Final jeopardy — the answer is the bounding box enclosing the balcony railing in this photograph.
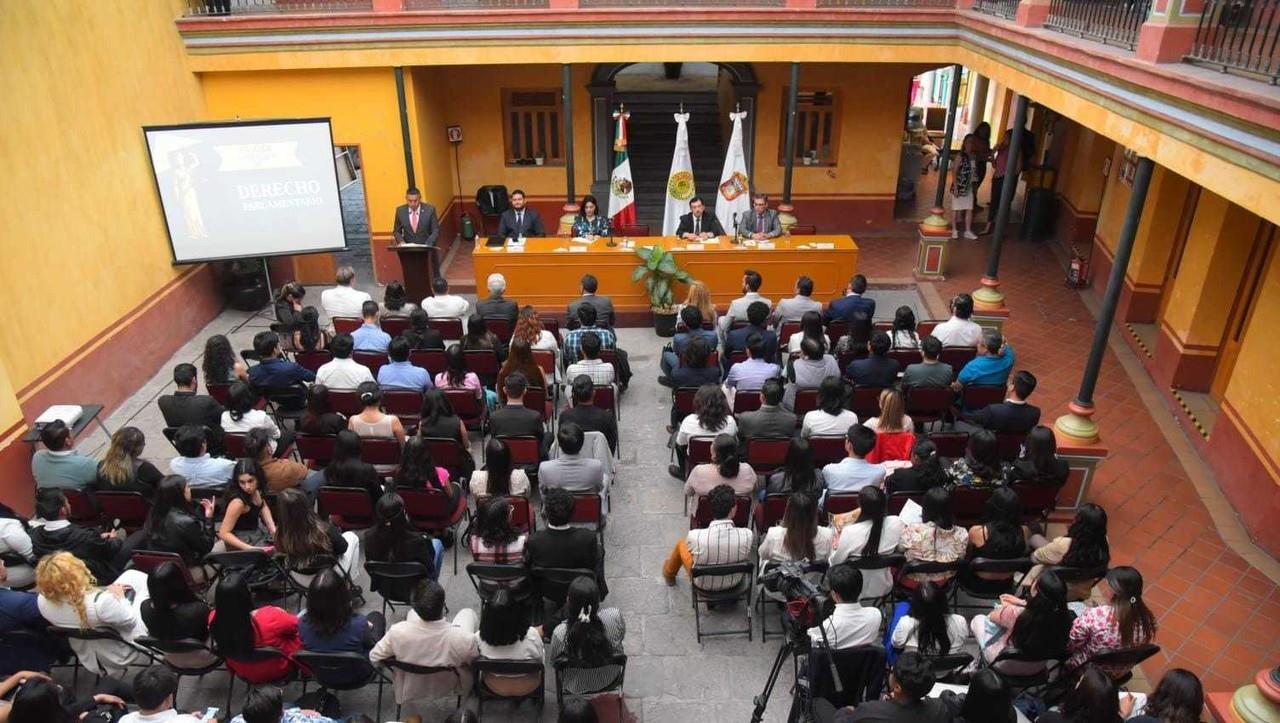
[580,0,781,5]
[1043,0,1151,49]
[817,0,953,6]
[1187,0,1280,83]
[405,0,549,6]
[185,0,372,14]
[973,0,1018,20]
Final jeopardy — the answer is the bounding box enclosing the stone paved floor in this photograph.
[53,230,1280,721]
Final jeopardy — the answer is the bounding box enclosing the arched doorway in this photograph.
[589,62,759,228]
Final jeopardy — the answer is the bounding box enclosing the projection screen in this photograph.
[143,118,348,264]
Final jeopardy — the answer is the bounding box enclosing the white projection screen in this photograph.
[143,119,348,264]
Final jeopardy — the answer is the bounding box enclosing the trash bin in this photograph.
[1020,165,1056,242]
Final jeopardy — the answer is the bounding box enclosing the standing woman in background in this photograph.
[950,133,978,240]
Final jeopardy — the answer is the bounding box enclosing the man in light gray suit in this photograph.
[566,274,615,328]
[538,423,604,495]
[736,379,797,452]
[772,275,824,324]
[392,186,441,282]
[735,193,782,240]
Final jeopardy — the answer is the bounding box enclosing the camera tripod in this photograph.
[750,608,841,723]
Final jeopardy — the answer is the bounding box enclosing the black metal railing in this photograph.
[1187,0,1280,83]
[973,0,1019,20]
[817,0,953,7]
[1044,0,1152,49]
[185,0,373,14]
[579,0,781,5]
[405,0,549,6]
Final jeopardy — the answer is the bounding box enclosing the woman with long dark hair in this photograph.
[462,314,502,358]
[890,580,968,655]
[1006,425,1069,486]
[547,576,625,694]
[682,433,756,504]
[140,560,215,667]
[94,426,163,493]
[785,310,828,355]
[382,281,414,316]
[468,496,526,564]
[971,567,1074,670]
[222,380,293,457]
[215,457,275,551]
[299,383,346,435]
[393,436,465,519]
[402,308,444,351]
[274,488,360,579]
[828,486,906,599]
[469,438,530,498]
[757,492,833,566]
[1026,502,1110,600]
[6,675,123,723]
[890,305,921,349]
[571,194,611,239]
[476,589,545,696]
[208,571,300,683]
[1128,668,1203,723]
[1067,566,1158,675]
[884,438,949,495]
[946,429,1005,487]
[672,384,737,479]
[497,338,546,399]
[141,475,215,568]
[416,388,470,446]
[800,376,858,439]
[365,492,442,586]
[434,343,495,410]
[1036,665,1124,723]
[960,486,1029,594]
[942,669,1019,723]
[275,281,306,331]
[900,486,969,584]
[202,334,246,384]
[299,569,384,667]
[321,429,382,503]
[764,437,826,497]
[294,306,328,352]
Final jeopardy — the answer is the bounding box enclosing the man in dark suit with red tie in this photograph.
[393,187,441,282]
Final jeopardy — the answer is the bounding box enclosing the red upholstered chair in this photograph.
[809,435,848,467]
[421,436,471,480]
[96,491,150,533]
[752,494,789,533]
[673,388,699,419]
[206,382,232,406]
[484,317,514,345]
[359,437,402,468]
[464,349,500,387]
[542,318,563,345]
[825,493,860,516]
[398,487,467,573]
[905,385,952,429]
[792,388,821,419]
[332,317,362,334]
[318,486,375,531]
[522,386,553,424]
[778,321,802,345]
[952,486,992,526]
[382,389,425,424]
[408,349,447,376]
[428,318,464,341]
[352,351,388,379]
[295,350,333,373]
[689,494,751,528]
[995,432,1026,462]
[498,436,541,470]
[917,320,941,337]
[380,317,412,337]
[221,432,247,459]
[732,391,763,415]
[327,389,362,416]
[928,431,969,459]
[593,385,619,421]
[296,433,337,469]
[444,388,487,433]
[938,346,977,375]
[888,349,923,368]
[848,386,886,421]
[566,493,605,539]
[745,437,791,476]
[960,384,1005,411]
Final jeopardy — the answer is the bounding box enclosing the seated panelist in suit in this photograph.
[735,193,782,240]
[675,196,725,240]
[497,188,546,239]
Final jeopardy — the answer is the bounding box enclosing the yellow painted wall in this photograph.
[1222,245,1280,473]
[1095,145,1131,258]
[1057,125,1112,215]
[1126,166,1192,288]
[409,67,459,219]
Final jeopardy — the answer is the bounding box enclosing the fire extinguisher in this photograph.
[461,213,476,242]
[1066,244,1090,288]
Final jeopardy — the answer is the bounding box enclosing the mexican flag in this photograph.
[662,112,695,237]
[608,109,636,228]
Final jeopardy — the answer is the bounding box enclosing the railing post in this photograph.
[1016,0,1052,26]
[371,0,402,10]
[786,0,818,8]
[1136,0,1204,62]
[956,0,977,9]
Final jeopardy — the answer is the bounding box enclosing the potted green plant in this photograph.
[631,245,691,337]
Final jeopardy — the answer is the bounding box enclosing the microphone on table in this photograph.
[732,212,741,245]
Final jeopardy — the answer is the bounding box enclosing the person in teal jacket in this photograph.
[955,329,1015,388]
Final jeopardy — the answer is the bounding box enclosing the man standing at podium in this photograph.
[393,187,441,282]
[498,189,546,239]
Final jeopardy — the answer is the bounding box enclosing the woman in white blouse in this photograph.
[828,486,906,599]
[476,588,544,696]
[673,384,738,479]
[221,381,289,455]
[889,580,970,655]
[0,507,34,589]
[35,551,151,676]
[758,492,835,570]
[801,377,859,439]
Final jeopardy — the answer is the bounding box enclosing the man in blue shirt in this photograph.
[822,424,885,493]
[351,300,391,353]
[377,337,431,392]
[955,328,1015,388]
[723,301,778,376]
[661,305,719,377]
[563,304,617,366]
[725,333,781,392]
[246,331,315,390]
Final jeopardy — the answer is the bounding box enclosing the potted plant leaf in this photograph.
[631,245,691,337]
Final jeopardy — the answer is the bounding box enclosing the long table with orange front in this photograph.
[472,234,859,318]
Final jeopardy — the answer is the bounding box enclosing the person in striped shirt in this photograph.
[662,484,753,591]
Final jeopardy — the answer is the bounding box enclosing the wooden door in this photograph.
[1210,222,1277,401]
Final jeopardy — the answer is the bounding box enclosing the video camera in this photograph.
[760,559,833,634]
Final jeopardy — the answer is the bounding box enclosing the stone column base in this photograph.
[779,203,798,232]
[1050,429,1108,520]
[915,208,953,280]
[558,203,581,237]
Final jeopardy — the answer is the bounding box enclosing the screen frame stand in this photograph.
[255,256,277,326]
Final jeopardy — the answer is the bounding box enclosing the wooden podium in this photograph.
[389,244,439,302]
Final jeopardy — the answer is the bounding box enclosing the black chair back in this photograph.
[294,650,383,690]
[804,644,885,710]
[530,566,596,606]
[364,561,431,608]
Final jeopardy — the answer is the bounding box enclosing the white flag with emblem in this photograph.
[716,110,750,234]
[662,113,695,237]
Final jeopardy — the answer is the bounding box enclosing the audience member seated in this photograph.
[899,487,969,584]
[469,497,527,564]
[764,438,826,497]
[500,338,550,399]
[209,571,301,683]
[785,310,829,355]
[1005,425,1069,487]
[901,335,954,388]
[832,652,952,723]
[274,281,306,334]
[222,381,294,457]
[683,434,756,501]
[435,344,492,409]
[890,305,922,350]
[737,378,796,447]
[512,304,559,355]
[845,331,899,388]
[723,301,778,375]
[371,578,479,700]
[470,439,531,499]
[158,363,225,455]
[939,669,1024,723]
[559,375,619,455]
[1067,566,1158,676]
[808,563,881,649]
[828,487,905,598]
[31,421,97,490]
[315,333,374,390]
[119,665,204,723]
[299,570,384,670]
[961,487,1029,594]
[462,314,504,363]
[662,484,753,588]
[567,273,615,328]
[889,581,969,655]
[721,269,773,332]
[946,430,1006,488]
[831,309,874,358]
[382,281,415,317]
[294,306,328,352]
[489,373,548,458]
[962,369,1039,434]
[662,306,718,378]
[204,334,248,384]
[246,429,318,497]
[1127,668,1203,723]
[824,273,875,329]
[367,493,443,587]
[757,492,834,567]
[930,293,982,348]
[955,328,1015,389]
[139,561,210,647]
[422,278,472,325]
[321,430,382,503]
[31,489,124,584]
[5,675,128,723]
[94,427,163,494]
[216,458,276,551]
[800,376,858,439]
[229,686,340,723]
[393,437,463,516]
[678,280,719,332]
[660,338,721,409]
[1025,502,1111,601]
[725,333,781,392]
[525,488,605,596]
[401,308,446,351]
[0,503,35,589]
[864,388,915,464]
[884,439,948,495]
[970,567,1074,672]
[564,333,615,395]
[299,384,347,436]
[246,331,314,395]
[822,425,885,493]
[348,382,407,467]
[477,272,519,326]
[671,384,736,478]
[564,306,630,392]
[539,423,605,496]
[773,275,823,324]
[547,576,625,694]
[785,337,840,411]
[35,551,150,676]
[320,265,373,321]
[139,476,215,569]
[275,488,361,578]
[1036,665,1125,723]
[378,337,431,392]
[476,589,545,697]
[0,591,54,675]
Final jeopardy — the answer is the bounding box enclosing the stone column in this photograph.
[559,63,580,236]
[971,93,1028,330]
[917,64,964,280]
[778,63,801,230]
